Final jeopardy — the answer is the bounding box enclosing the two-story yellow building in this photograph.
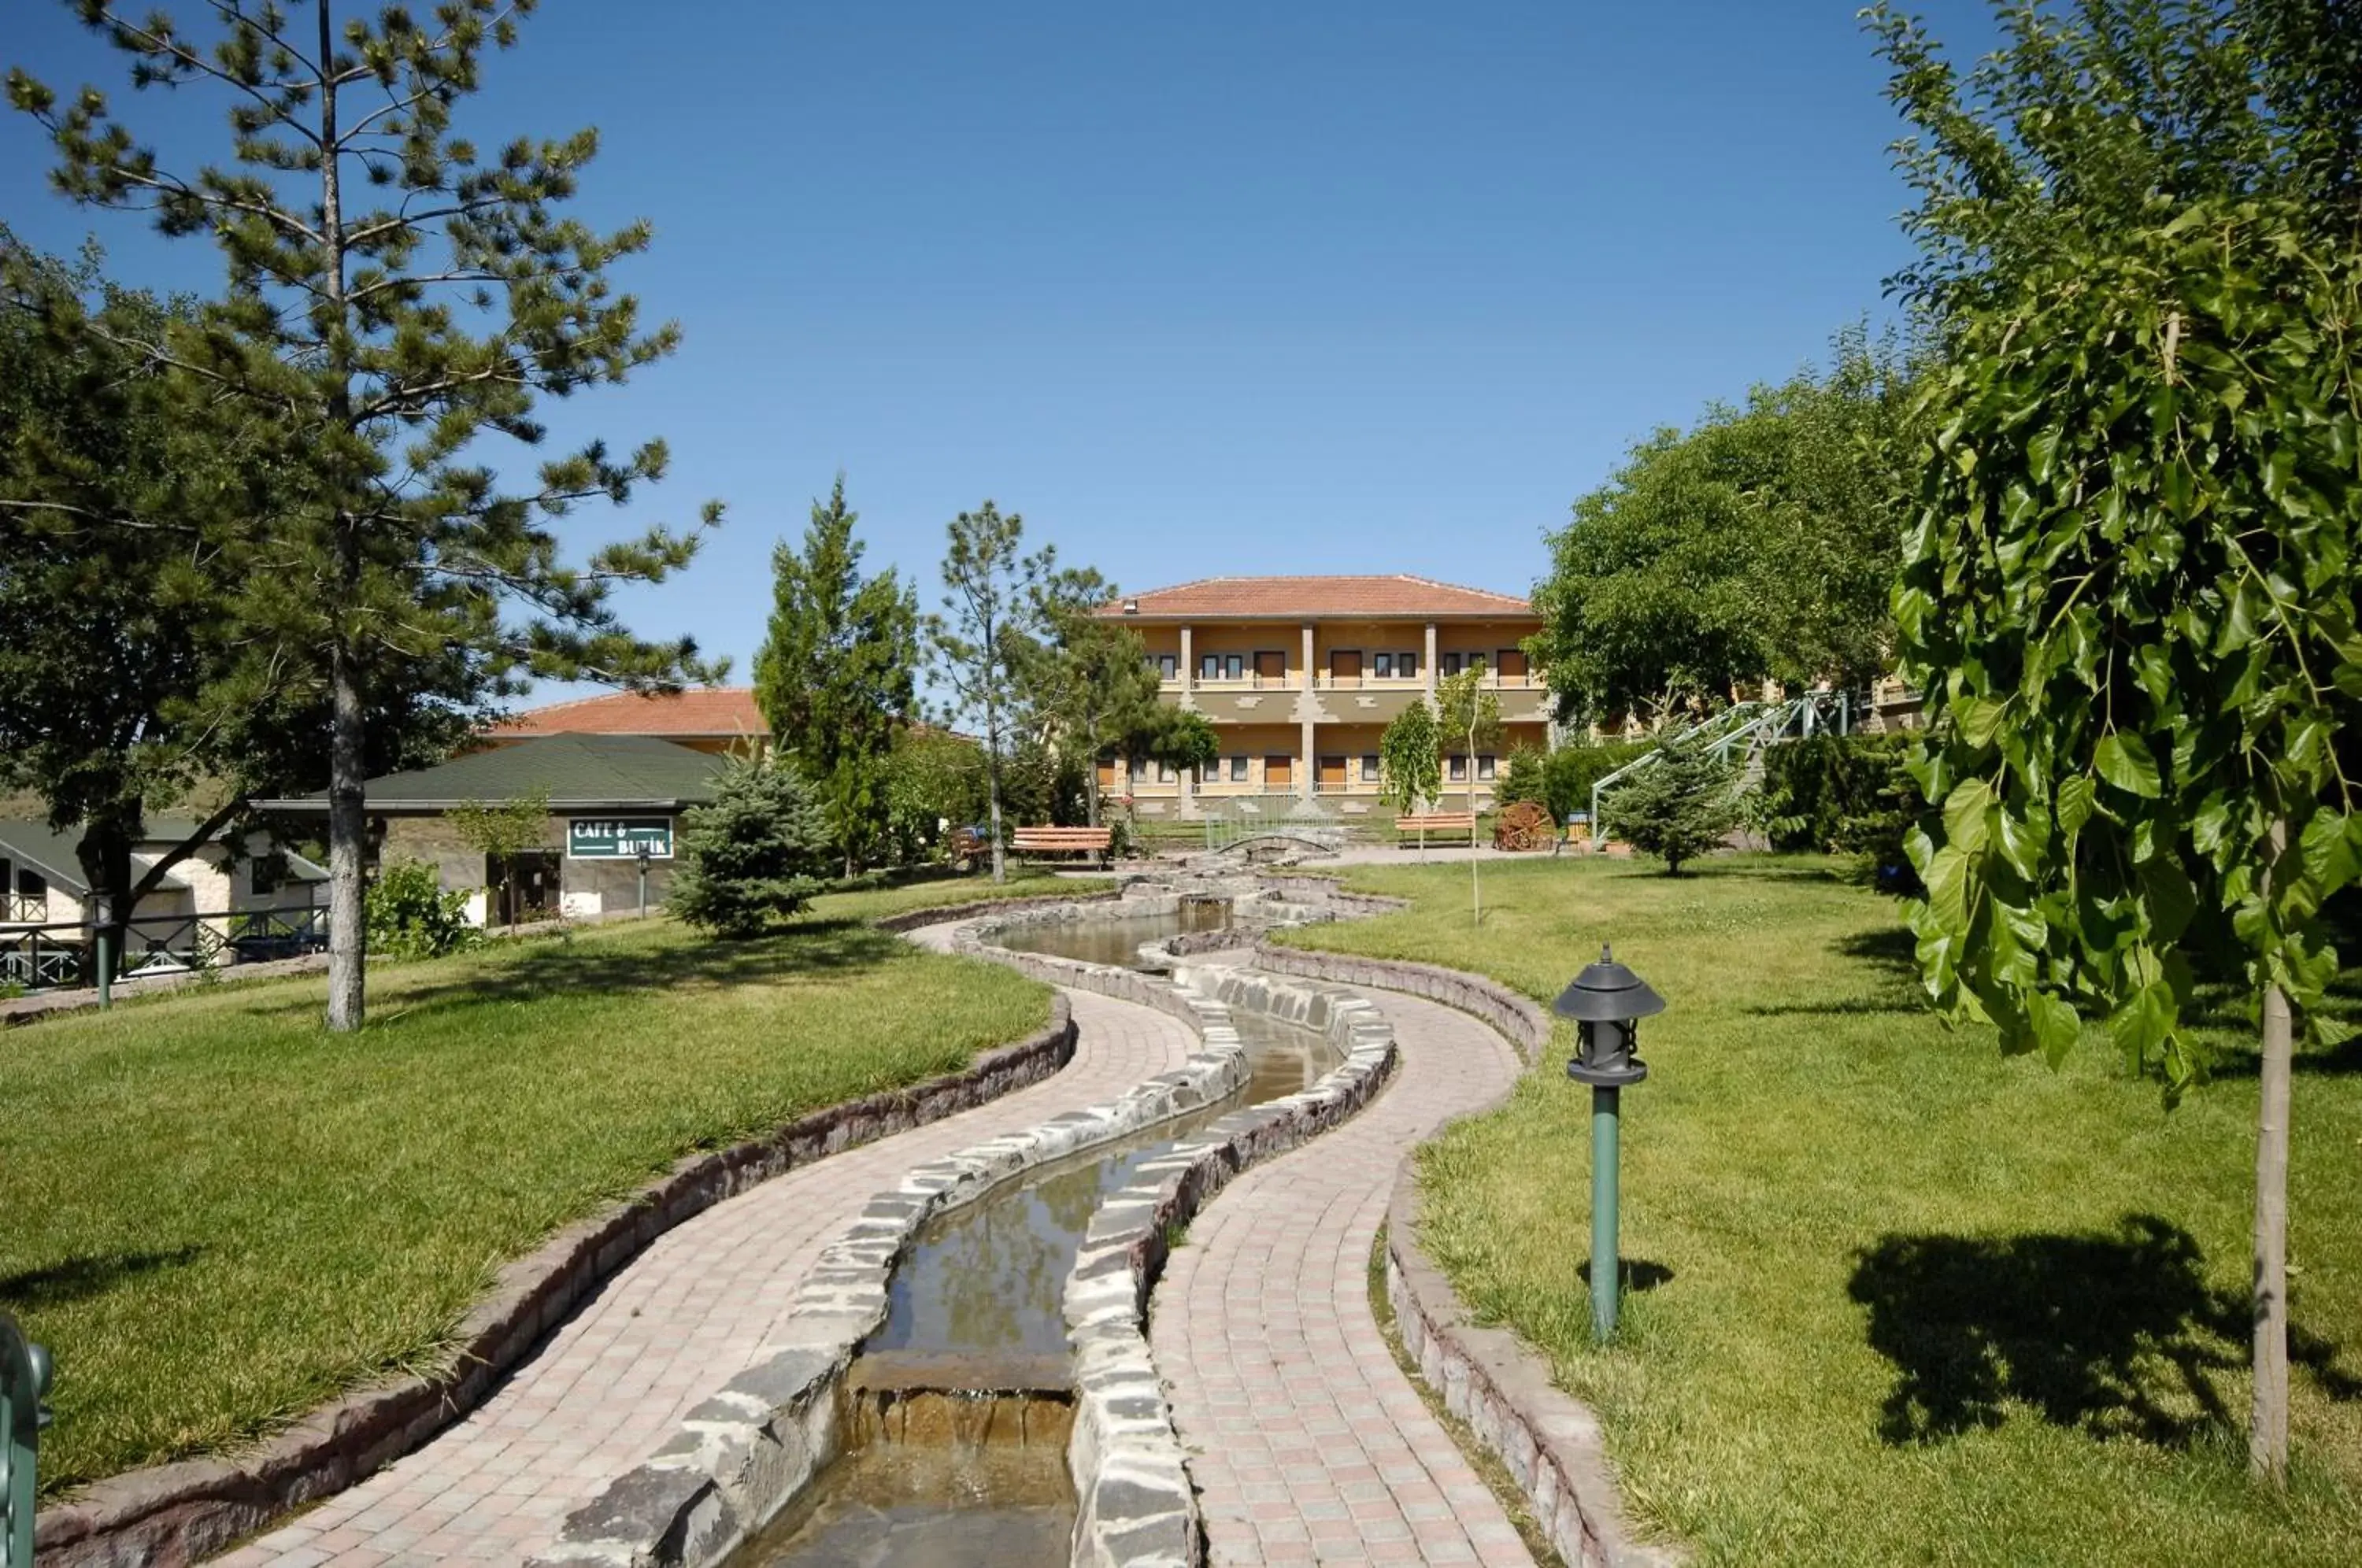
[1093,575,1551,818]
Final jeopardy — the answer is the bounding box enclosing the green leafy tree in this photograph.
[1539,740,1652,827]
[1437,668,1504,920]
[1532,325,1924,725]
[1602,736,1738,876]
[0,229,476,955]
[7,1,722,1031]
[1021,567,1159,829]
[927,501,1050,883]
[1869,0,2362,1477]
[448,787,551,927]
[753,477,919,875]
[884,727,989,863]
[363,859,479,959]
[1378,701,1442,831]
[667,760,830,939]
[1147,708,1220,786]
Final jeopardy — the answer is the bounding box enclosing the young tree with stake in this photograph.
[8,1,720,1031]
[1436,668,1502,923]
[1870,0,2362,1479]
[1378,702,1442,852]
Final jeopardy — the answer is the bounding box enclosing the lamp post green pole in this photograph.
[93,895,113,1011]
[3,1313,54,1568]
[1591,1084,1622,1342]
[1554,943,1661,1348]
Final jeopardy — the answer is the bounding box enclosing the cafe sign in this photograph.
[566,816,674,860]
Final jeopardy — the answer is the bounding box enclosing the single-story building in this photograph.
[257,733,730,926]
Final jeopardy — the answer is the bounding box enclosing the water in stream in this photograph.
[989,900,1230,969]
[734,936,1340,1566]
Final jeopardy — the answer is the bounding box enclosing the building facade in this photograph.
[1093,575,1551,819]
[257,733,728,926]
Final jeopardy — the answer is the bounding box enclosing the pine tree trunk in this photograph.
[985,711,1007,885]
[317,2,368,1031]
[2252,820,2293,1480]
[324,634,368,1031]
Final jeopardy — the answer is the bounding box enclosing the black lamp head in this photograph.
[1552,944,1667,1024]
[1557,944,1661,1088]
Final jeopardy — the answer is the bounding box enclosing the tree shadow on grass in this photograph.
[239,918,922,1027]
[1738,926,1929,1018]
[1847,1214,2361,1448]
[0,1245,205,1311]
[1835,925,1919,982]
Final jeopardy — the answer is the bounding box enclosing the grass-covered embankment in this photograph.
[2,871,1091,1497]
[1279,855,2362,1567]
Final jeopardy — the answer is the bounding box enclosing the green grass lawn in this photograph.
[2,875,1072,1498]
[1279,856,2362,1566]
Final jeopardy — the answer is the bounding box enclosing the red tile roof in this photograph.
[1095,575,1535,622]
[492,687,769,739]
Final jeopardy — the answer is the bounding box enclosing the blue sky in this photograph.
[2,1,1997,700]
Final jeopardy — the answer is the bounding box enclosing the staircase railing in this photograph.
[1589,690,1862,852]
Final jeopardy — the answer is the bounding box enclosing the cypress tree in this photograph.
[752,478,919,876]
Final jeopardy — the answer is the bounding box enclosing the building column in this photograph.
[1300,623,1316,800]
[1423,622,1439,697]
[1180,625,1194,693]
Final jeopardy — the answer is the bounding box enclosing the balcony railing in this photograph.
[1,893,43,923]
[1156,669,1548,693]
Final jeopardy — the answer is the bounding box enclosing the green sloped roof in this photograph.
[259,734,730,812]
[0,819,217,896]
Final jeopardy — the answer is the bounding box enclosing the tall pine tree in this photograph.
[752,478,919,875]
[0,228,477,956]
[927,501,1050,885]
[8,2,721,1028]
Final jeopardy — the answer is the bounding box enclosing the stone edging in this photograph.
[34,997,1079,1568]
[1062,966,1401,1568]
[1249,940,1679,1566]
[868,886,1125,934]
[1384,1171,1674,1568]
[1249,939,1551,1066]
[528,903,1264,1567]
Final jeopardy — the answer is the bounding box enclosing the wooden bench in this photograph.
[1396,812,1477,846]
[1011,826,1115,866]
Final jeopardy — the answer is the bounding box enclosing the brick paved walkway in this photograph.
[216,973,1194,1566]
[1153,986,1534,1566]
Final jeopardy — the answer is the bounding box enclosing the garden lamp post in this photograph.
[1553,944,1664,1342]
[2,1312,53,1568]
[92,890,114,1011]
[635,844,651,919]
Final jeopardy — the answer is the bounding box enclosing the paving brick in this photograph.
[1153,987,1535,1566]
[213,983,1195,1564]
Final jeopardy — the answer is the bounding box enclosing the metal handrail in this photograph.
[1589,692,1861,852]
[0,901,331,994]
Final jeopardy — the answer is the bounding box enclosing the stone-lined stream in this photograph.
[733,898,1339,1566]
